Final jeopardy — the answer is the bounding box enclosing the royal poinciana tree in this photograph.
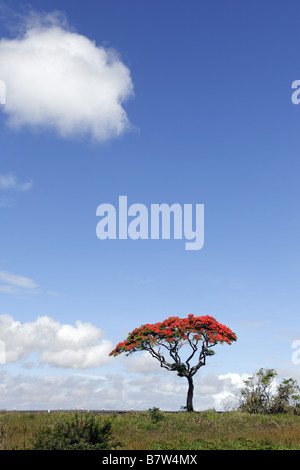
[109,314,237,411]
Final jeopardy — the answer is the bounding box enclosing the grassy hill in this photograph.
[1,408,300,450]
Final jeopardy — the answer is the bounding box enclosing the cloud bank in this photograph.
[0,369,246,411]
[0,11,134,141]
[0,314,113,369]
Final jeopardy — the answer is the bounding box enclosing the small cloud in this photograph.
[0,285,21,294]
[45,290,60,296]
[18,180,33,191]
[0,270,37,289]
[0,270,38,296]
[0,173,32,191]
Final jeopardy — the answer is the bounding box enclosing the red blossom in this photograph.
[109,314,237,356]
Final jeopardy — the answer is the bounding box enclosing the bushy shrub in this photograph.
[238,368,300,415]
[147,407,164,424]
[33,412,119,450]
[270,378,300,414]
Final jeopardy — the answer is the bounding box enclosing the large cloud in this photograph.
[0,314,113,369]
[0,11,134,141]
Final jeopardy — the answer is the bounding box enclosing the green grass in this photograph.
[1,409,300,450]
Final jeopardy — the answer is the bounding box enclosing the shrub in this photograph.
[270,378,300,415]
[33,412,119,450]
[238,368,300,415]
[147,407,164,424]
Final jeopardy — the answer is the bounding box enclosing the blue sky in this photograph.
[0,0,300,411]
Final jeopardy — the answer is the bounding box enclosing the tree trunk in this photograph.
[186,375,194,412]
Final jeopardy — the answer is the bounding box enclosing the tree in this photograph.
[109,314,237,412]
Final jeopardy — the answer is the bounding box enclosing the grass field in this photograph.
[1,409,300,450]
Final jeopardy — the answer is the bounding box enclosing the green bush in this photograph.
[238,368,300,415]
[33,412,119,450]
[270,378,300,414]
[147,407,164,424]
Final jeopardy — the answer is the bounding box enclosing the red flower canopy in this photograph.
[110,314,237,356]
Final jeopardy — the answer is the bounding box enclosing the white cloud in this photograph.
[210,373,249,409]
[0,285,22,294]
[0,314,113,369]
[0,10,134,142]
[0,174,32,191]
[0,371,109,410]
[0,174,32,209]
[0,270,38,295]
[122,351,162,375]
[0,270,37,289]
[0,370,206,411]
[0,359,271,411]
[119,351,252,410]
